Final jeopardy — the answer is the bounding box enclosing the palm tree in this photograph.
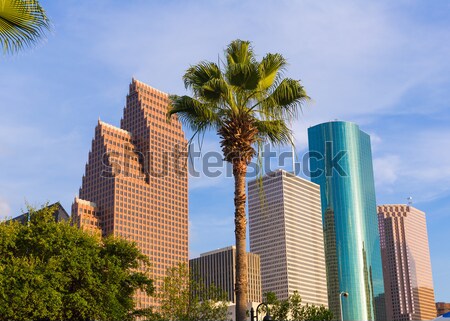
[167,40,309,321]
[0,0,50,54]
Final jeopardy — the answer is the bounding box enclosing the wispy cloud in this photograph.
[374,155,401,186]
[372,124,450,203]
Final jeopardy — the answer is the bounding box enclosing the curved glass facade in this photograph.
[308,121,385,321]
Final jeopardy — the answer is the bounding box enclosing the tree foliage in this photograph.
[0,204,154,321]
[0,0,50,54]
[263,291,333,321]
[147,263,228,321]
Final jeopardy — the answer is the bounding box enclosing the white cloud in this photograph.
[373,155,401,186]
[64,0,448,120]
[373,127,450,203]
[368,133,383,152]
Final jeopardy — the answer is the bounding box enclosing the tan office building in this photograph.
[248,170,328,307]
[190,246,262,303]
[378,204,436,321]
[72,79,188,308]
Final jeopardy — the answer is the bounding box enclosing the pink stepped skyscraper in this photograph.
[72,79,188,308]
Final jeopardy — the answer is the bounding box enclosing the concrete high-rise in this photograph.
[72,79,188,308]
[190,246,262,303]
[248,169,328,307]
[378,204,436,321]
[308,121,385,320]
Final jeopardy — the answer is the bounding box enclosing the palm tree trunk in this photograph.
[233,159,248,321]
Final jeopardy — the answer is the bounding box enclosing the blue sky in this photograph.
[1,0,449,301]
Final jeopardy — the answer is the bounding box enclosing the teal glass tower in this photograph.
[308,121,385,321]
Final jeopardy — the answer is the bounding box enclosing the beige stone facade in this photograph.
[72,79,188,308]
[378,204,436,321]
[248,170,328,307]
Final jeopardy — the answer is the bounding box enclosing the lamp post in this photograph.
[339,291,349,321]
[250,302,273,321]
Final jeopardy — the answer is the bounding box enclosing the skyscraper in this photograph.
[378,204,436,321]
[308,121,384,321]
[248,169,328,307]
[189,246,262,303]
[72,79,188,308]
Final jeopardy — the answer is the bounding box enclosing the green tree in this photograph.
[263,291,333,321]
[0,0,50,54]
[167,39,309,321]
[0,204,154,321]
[289,291,305,320]
[151,263,228,321]
[303,305,334,321]
[263,291,289,321]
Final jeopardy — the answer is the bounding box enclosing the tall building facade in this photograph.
[378,204,436,320]
[308,121,385,320]
[248,170,328,307]
[72,79,188,308]
[190,246,262,303]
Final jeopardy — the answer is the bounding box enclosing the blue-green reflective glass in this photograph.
[308,121,385,321]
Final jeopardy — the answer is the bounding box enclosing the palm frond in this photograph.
[258,53,287,90]
[202,77,230,102]
[254,119,293,146]
[183,61,222,96]
[225,62,260,90]
[167,95,221,134]
[225,39,256,65]
[259,78,309,120]
[0,0,50,54]
[224,40,260,90]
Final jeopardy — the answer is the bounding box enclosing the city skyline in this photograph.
[0,0,449,302]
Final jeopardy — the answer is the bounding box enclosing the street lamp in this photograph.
[339,291,349,321]
[250,302,273,321]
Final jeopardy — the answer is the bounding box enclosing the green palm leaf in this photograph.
[183,61,222,96]
[225,39,256,65]
[168,95,221,134]
[255,119,293,146]
[0,0,50,54]
[260,78,309,119]
[258,53,287,90]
